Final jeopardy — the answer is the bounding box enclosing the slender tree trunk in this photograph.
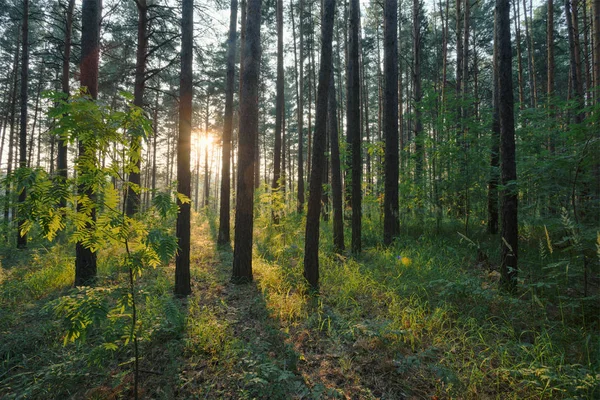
[75,0,101,286]
[348,0,361,253]
[566,0,584,123]
[582,0,592,103]
[295,0,306,213]
[513,0,525,108]
[547,0,554,98]
[5,32,20,224]
[218,0,238,245]
[329,70,344,252]
[522,0,537,107]
[151,93,158,201]
[232,0,262,283]
[27,61,43,168]
[383,0,399,245]
[17,0,29,249]
[272,0,284,222]
[175,0,193,296]
[497,0,518,290]
[303,0,335,289]
[456,0,463,97]
[488,8,500,234]
[413,0,423,198]
[126,0,148,216]
[58,0,75,184]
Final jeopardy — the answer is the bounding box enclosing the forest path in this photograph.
[166,214,412,399]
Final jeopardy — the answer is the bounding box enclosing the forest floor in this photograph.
[0,212,598,399]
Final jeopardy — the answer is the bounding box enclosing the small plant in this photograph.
[18,90,183,399]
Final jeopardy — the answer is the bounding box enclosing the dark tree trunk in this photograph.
[272,0,284,222]
[348,0,361,253]
[75,0,101,286]
[329,70,344,252]
[383,0,399,245]
[488,8,500,235]
[413,0,423,194]
[58,0,74,184]
[303,0,335,290]
[17,0,29,249]
[126,0,148,216]
[218,0,238,245]
[513,0,525,108]
[522,0,537,107]
[4,32,19,224]
[295,0,306,213]
[175,0,193,296]
[547,0,554,98]
[497,0,518,290]
[566,0,584,123]
[232,0,262,283]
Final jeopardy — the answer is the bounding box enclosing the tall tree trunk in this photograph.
[17,0,29,249]
[294,0,305,213]
[488,8,500,235]
[303,0,335,290]
[272,0,284,222]
[456,0,463,98]
[329,70,344,252]
[413,0,423,199]
[348,0,361,253]
[232,0,262,283]
[383,0,399,245]
[521,0,537,107]
[218,0,238,245]
[566,0,584,123]
[594,0,600,98]
[126,0,148,216]
[58,0,75,184]
[75,0,101,286]
[175,0,193,296]
[513,0,525,108]
[203,99,210,208]
[547,0,554,98]
[5,31,20,224]
[150,92,158,203]
[497,0,518,290]
[582,0,592,104]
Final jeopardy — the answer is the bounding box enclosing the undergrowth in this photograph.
[0,209,598,399]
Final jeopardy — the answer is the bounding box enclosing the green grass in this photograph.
[0,212,598,399]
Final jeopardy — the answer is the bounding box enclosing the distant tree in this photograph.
[75,0,101,286]
[175,0,193,296]
[232,0,262,283]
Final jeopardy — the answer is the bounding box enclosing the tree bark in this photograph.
[218,0,238,245]
[175,0,193,296]
[303,0,335,290]
[513,0,525,108]
[488,8,500,235]
[272,0,284,222]
[17,0,29,249]
[329,70,344,252]
[497,0,518,290]
[75,0,101,286]
[126,0,148,216]
[58,0,75,183]
[547,0,554,98]
[348,0,361,253]
[232,0,262,283]
[383,0,399,245]
[294,0,305,213]
[413,0,423,197]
